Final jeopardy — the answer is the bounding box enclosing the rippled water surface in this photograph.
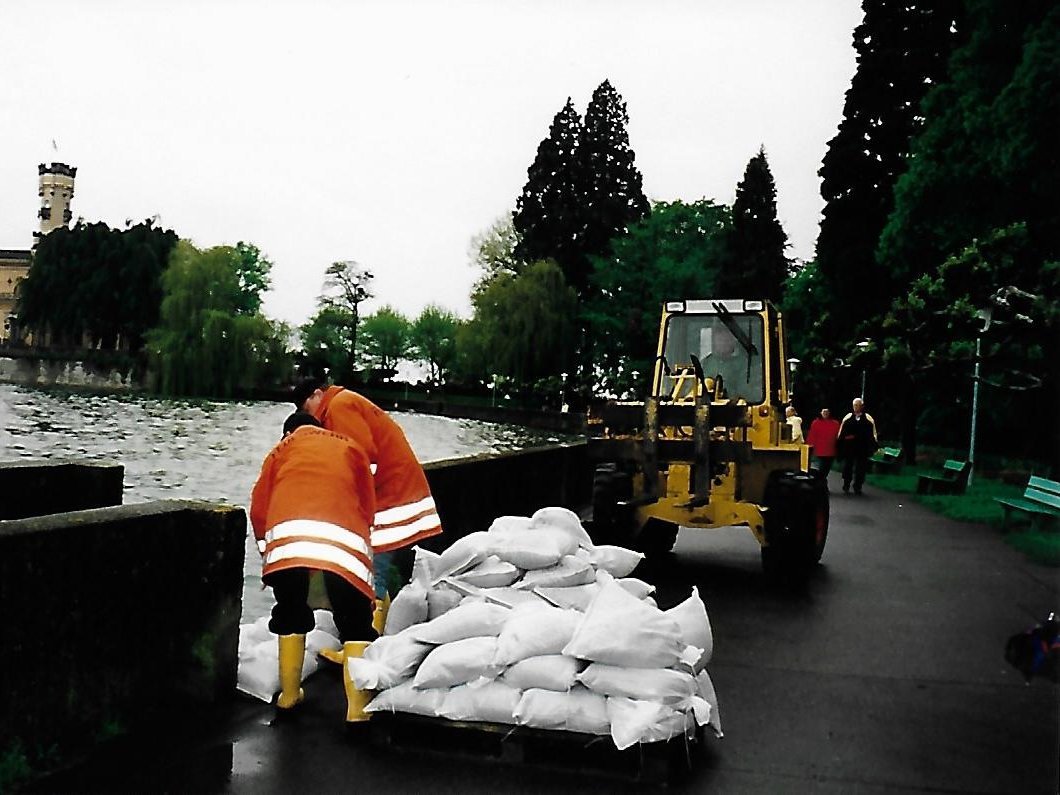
[0,384,571,621]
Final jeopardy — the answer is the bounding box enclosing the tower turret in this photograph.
[34,162,77,245]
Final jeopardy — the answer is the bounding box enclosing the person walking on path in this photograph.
[250,412,378,722]
[837,397,879,495]
[785,406,804,443]
[292,379,443,621]
[806,407,842,477]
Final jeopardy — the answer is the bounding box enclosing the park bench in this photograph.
[994,475,1060,532]
[916,459,971,495]
[869,446,903,474]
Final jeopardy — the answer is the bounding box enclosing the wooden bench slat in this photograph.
[1027,476,1060,496]
[1023,488,1060,511]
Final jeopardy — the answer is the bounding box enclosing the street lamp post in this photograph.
[967,308,992,489]
[855,340,871,400]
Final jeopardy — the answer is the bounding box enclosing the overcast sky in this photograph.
[1,0,862,327]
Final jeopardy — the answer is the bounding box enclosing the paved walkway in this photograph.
[38,474,1059,793]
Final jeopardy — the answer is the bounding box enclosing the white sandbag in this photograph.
[576,663,696,706]
[385,582,429,635]
[365,680,448,717]
[563,582,687,668]
[695,669,723,737]
[347,631,432,689]
[534,582,601,612]
[513,686,609,735]
[439,681,522,724]
[413,636,502,689]
[487,515,532,534]
[617,577,656,599]
[665,586,713,669]
[412,600,510,645]
[516,555,596,590]
[474,586,547,608]
[529,506,594,548]
[426,584,463,619]
[489,526,574,570]
[433,531,492,579]
[494,603,582,665]
[237,614,338,702]
[238,617,273,653]
[312,609,340,639]
[501,654,582,692]
[306,627,342,657]
[606,697,692,750]
[588,545,644,578]
[451,555,522,588]
[411,545,442,580]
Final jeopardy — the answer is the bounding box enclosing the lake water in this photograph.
[0,384,571,622]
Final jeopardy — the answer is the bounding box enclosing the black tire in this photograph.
[591,463,635,547]
[761,469,829,577]
[636,517,680,558]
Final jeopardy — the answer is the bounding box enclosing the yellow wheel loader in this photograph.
[587,299,828,576]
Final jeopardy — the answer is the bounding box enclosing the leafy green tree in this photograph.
[720,146,789,301]
[300,306,355,380]
[467,260,578,389]
[317,260,374,380]
[578,79,649,286]
[876,1,1059,460]
[882,224,1059,465]
[410,305,459,384]
[812,0,964,349]
[470,215,522,298]
[513,99,585,289]
[17,219,177,350]
[585,200,732,397]
[233,242,273,316]
[361,305,411,374]
[146,241,290,397]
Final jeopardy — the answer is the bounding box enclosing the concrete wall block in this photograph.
[0,460,125,519]
[0,500,245,760]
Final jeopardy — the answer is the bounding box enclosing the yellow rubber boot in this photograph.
[276,634,306,710]
[343,640,373,722]
[372,592,391,635]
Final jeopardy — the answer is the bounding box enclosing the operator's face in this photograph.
[821,408,831,419]
[852,399,864,414]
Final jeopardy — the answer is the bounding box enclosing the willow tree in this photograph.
[147,241,289,397]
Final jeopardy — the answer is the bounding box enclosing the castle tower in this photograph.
[34,162,77,245]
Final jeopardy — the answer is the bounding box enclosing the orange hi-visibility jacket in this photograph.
[250,425,377,601]
[313,386,443,553]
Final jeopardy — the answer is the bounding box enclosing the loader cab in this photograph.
[654,299,784,408]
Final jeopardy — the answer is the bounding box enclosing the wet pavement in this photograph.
[35,473,1060,793]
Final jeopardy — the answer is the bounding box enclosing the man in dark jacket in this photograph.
[837,397,878,495]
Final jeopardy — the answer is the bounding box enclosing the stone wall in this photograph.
[0,462,245,782]
[0,355,136,390]
[0,460,125,519]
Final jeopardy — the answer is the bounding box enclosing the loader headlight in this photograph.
[744,300,764,311]
[665,301,686,313]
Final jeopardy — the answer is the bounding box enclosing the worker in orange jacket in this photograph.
[292,379,443,607]
[249,411,377,722]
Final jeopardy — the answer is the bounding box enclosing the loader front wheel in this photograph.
[636,518,680,559]
[761,469,829,577]
[591,463,635,547]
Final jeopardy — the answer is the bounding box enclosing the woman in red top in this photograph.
[805,407,842,477]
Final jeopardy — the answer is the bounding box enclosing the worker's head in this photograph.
[852,397,864,414]
[291,377,326,414]
[282,411,322,438]
[820,408,831,419]
[785,406,797,418]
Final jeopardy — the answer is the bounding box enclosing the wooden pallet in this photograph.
[369,711,703,786]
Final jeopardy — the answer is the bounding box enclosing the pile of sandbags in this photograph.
[237,609,343,702]
[356,507,723,750]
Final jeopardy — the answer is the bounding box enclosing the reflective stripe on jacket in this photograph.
[315,386,443,552]
[249,425,376,600]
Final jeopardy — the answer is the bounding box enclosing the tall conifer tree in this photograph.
[813,0,963,345]
[578,79,649,295]
[722,146,789,302]
[513,99,584,285]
